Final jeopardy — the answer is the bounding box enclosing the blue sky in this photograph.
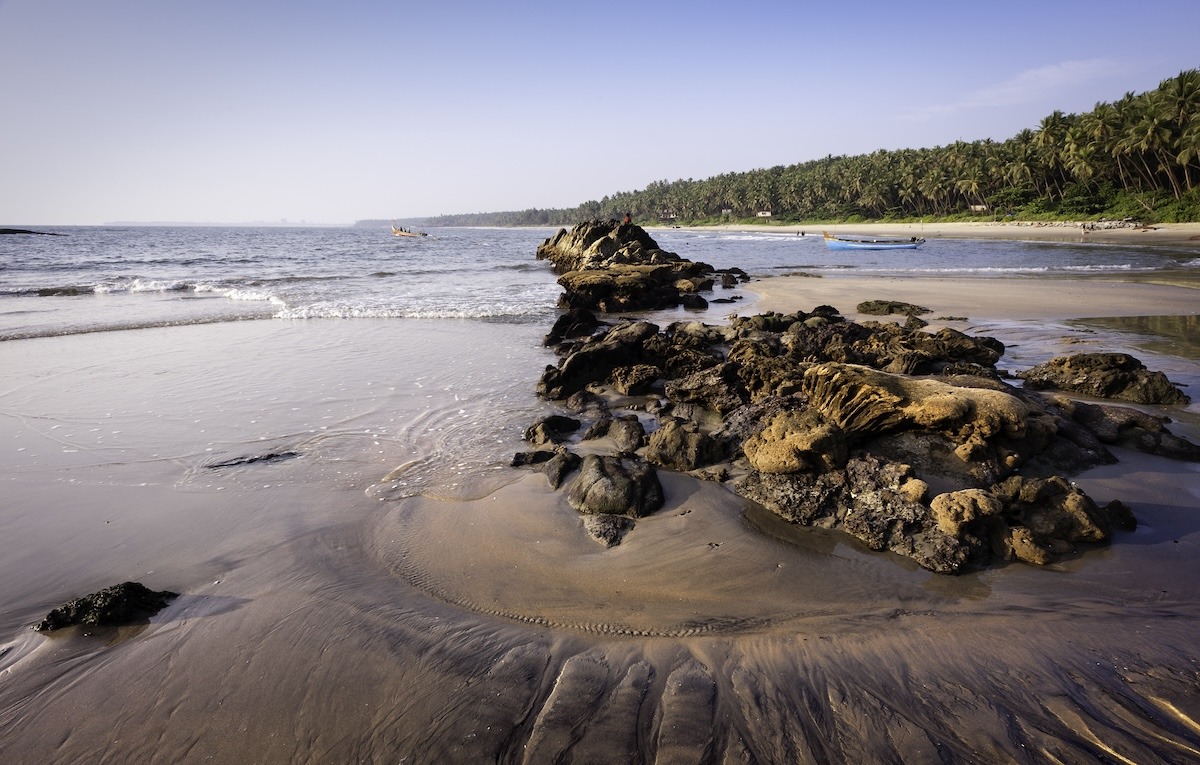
[2,0,1197,225]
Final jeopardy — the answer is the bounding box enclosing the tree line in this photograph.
[394,70,1200,228]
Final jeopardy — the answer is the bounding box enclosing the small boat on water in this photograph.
[823,231,924,250]
[391,223,428,238]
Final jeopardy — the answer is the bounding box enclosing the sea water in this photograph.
[3,225,1198,488]
[5,226,1199,342]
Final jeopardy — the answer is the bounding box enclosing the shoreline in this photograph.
[3,232,1200,761]
[655,220,1200,247]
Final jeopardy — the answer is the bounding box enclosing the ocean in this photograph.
[5,226,1199,342]
[2,225,1200,762]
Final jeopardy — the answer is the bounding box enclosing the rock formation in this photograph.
[1019,352,1190,405]
[535,220,734,312]
[518,225,1198,572]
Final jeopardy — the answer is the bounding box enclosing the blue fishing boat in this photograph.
[823,231,924,250]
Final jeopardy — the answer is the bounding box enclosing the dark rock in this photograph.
[536,221,716,313]
[1057,398,1200,461]
[206,451,299,469]
[736,455,969,574]
[563,390,609,416]
[1019,352,1190,405]
[664,364,750,415]
[857,300,932,316]
[567,455,664,518]
[511,450,556,467]
[544,308,603,346]
[538,321,660,399]
[35,582,178,632]
[645,418,724,472]
[524,275,1148,573]
[524,415,582,446]
[582,415,646,453]
[542,449,582,489]
[610,364,662,396]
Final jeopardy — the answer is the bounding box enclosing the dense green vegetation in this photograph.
[384,70,1200,228]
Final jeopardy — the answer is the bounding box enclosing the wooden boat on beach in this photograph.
[391,223,428,238]
[823,231,924,250]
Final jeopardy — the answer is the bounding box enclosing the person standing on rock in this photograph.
[622,212,631,225]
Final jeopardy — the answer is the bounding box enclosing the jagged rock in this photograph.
[536,221,716,312]
[544,307,603,346]
[997,526,1056,565]
[610,364,662,395]
[645,418,724,472]
[1019,352,1190,405]
[567,455,664,518]
[736,455,967,574]
[664,364,750,415]
[35,582,178,632]
[524,415,582,446]
[538,320,661,399]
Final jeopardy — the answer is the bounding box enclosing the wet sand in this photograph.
[2,276,1200,762]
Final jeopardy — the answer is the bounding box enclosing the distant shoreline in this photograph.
[0,228,64,236]
[652,220,1200,247]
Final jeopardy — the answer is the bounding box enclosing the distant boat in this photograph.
[823,231,924,250]
[391,223,428,238]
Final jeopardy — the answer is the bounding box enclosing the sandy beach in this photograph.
[687,220,1200,247]
[2,236,1200,762]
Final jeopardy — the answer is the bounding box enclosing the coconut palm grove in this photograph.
[404,70,1200,228]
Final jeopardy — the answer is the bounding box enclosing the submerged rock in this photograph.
[35,582,178,632]
[206,451,299,469]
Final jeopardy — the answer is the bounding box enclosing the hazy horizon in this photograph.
[3,0,1198,226]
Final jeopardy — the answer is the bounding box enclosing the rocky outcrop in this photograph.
[1019,352,1190,405]
[536,221,721,312]
[520,233,1198,571]
[35,582,178,632]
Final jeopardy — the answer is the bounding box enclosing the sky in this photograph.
[2,0,1198,225]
